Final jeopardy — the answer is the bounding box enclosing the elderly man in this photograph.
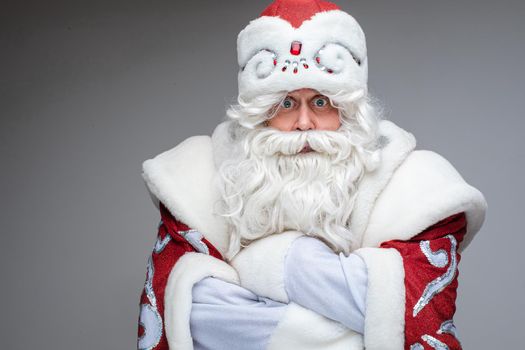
[137,1,487,350]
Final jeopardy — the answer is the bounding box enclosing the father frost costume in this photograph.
[137,1,487,349]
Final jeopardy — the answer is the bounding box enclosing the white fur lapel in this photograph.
[141,136,229,256]
[349,120,417,245]
[362,150,487,251]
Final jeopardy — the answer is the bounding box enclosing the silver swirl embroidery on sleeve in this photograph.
[438,319,458,337]
[138,303,163,350]
[179,229,210,254]
[413,234,458,317]
[420,240,449,268]
[144,256,157,307]
[154,235,171,254]
[421,334,449,350]
[410,343,424,350]
[438,319,461,346]
[138,256,162,349]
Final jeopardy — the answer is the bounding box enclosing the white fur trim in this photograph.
[362,150,488,251]
[237,10,368,100]
[142,136,229,256]
[230,231,304,303]
[210,120,237,170]
[350,120,416,245]
[163,253,239,350]
[267,303,363,350]
[353,247,406,350]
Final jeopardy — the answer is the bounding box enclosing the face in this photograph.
[267,88,341,131]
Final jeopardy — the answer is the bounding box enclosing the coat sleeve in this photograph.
[190,276,287,350]
[137,203,225,350]
[354,211,467,350]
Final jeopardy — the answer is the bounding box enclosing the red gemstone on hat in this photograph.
[290,41,302,55]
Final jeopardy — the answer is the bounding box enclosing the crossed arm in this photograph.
[190,236,368,350]
[189,212,467,350]
[138,202,467,350]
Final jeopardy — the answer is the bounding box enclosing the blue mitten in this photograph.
[284,236,368,334]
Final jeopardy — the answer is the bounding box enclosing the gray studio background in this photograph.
[1,0,523,348]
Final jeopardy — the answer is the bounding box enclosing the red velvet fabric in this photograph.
[260,0,340,28]
[381,212,467,350]
[137,203,223,350]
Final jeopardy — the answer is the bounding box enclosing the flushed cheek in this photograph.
[318,113,341,131]
[268,114,297,131]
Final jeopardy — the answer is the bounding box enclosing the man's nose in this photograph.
[295,104,316,131]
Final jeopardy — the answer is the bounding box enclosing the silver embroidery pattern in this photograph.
[138,256,162,349]
[179,229,210,254]
[154,235,171,254]
[438,319,458,338]
[410,343,424,350]
[138,220,173,350]
[138,304,163,350]
[413,235,458,317]
[144,256,157,306]
[438,319,461,347]
[420,240,449,268]
[422,334,449,350]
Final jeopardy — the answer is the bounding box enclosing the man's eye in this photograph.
[314,97,328,107]
[281,98,294,109]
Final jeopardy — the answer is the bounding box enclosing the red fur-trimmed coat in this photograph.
[137,120,487,350]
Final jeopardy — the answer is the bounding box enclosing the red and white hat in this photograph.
[237,0,368,100]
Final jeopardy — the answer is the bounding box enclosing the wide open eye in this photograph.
[313,96,329,107]
[280,97,295,109]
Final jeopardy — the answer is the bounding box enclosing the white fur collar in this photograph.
[142,135,230,255]
[142,119,486,256]
[349,120,417,245]
[362,149,487,251]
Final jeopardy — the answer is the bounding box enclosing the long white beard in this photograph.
[216,123,380,259]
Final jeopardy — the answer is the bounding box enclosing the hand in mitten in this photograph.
[230,231,368,335]
[190,268,364,349]
[191,276,286,350]
[283,236,368,334]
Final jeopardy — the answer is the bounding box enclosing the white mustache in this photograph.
[247,128,355,161]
